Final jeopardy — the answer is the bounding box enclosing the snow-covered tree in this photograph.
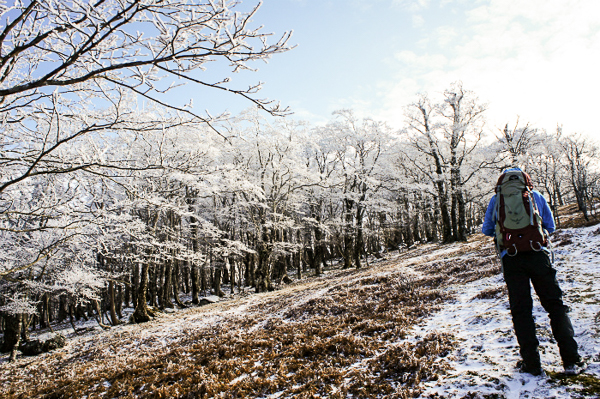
[401,83,488,243]
[1,0,292,357]
[559,132,599,222]
[319,110,393,268]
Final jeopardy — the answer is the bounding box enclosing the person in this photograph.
[481,167,584,376]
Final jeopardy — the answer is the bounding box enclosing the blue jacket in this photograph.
[481,190,556,238]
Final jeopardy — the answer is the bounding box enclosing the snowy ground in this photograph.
[418,226,600,398]
[1,225,599,398]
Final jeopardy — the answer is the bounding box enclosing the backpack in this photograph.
[494,169,547,255]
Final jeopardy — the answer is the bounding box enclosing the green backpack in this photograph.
[494,170,547,255]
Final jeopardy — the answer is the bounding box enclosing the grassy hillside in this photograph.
[1,205,599,398]
[0,238,498,398]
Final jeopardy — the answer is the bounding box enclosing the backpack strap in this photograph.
[494,191,501,222]
[526,188,542,226]
[527,189,535,226]
[493,191,503,256]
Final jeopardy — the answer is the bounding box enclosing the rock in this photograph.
[19,334,66,356]
[43,334,66,351]
[19,339,45,356]
[199,295,221,306]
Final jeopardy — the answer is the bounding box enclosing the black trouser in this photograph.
[502,250,580,367]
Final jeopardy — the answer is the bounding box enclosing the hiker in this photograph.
[481,167,584,376]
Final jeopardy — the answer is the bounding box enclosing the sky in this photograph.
[187,0,600,141]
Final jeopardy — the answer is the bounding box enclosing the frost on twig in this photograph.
[0,294,38,316]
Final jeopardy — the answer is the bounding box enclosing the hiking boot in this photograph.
[516,360,544,376]
[564,361,586,376]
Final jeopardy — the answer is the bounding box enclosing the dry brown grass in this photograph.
[473,286,508,301]
[555,203,600,229]
[0,239,499,399]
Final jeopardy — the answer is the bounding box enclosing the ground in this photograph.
[1,223,599,398]
[419,226,600,398]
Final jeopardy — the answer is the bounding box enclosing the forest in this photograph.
[1,0,599,364]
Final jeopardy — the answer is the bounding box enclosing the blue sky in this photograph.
[184,0,600,140]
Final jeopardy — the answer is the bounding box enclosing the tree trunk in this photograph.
[573,185,589,221]
[245,252,256,290]
[455,184,468,241]
[296,230,303,280]
[222,259,230,285]
[1,314,22,361]
[161,260,174,309]
[68,302,80,334]
[108,280,120,326]
[451,188,458,241]
[213,259,226,297]
[116,285,123,318]
[229,257,236,295]
[132,262,151,323]
[93,301,111,330]
[183,263,190,294]
[132,262,139,309]
[314,226,323,276]
[412,205,421,243]
[436,185,452,243]
[555,179,564,206]
[255,234,272,293]
[201,264,208,295]
[354,201,364,270]
[295,250,302,280]
[43,293,53,332]
[191,261,200,305]
[402,194,414,248]
[172,258,186,308]
[20,314,31,346]
[149,262,159,308]
[187,188,201,303]
[343,198,354,269]
[424,204,435,242]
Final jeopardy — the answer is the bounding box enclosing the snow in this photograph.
[417,225,600,398]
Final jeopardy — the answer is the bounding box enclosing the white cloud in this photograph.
[395,51,448,71]
[378,0,600,139]
[392,0,431,12]
[412,14,425,28]
[433,25,460,48]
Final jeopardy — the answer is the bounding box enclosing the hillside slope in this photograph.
[1,227,599,398]
[419,226,600,398]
